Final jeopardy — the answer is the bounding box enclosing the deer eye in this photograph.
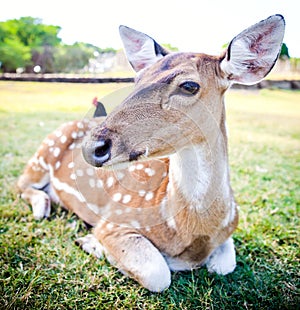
[179,81,200,95]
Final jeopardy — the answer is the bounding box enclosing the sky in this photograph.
[1,0,300,57]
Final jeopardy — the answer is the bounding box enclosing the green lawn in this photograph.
[0,81,299,309]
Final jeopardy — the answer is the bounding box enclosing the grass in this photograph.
[0,81,299,309]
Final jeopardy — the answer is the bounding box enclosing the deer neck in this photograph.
[167,105,230,212]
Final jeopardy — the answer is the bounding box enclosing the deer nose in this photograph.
[82,138,112,167]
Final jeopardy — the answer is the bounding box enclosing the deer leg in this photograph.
[75,234,104,258]
[17,168,51,220]
[205,237,236,275]
[93,224,171,292]
[20,187,51,220]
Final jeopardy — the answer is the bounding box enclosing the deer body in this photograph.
[18,15,285,292]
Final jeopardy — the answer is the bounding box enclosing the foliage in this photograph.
[280,43,290,59]
[0,17,117,73]
[162,43,179,52]
[53,43,95,73]
[0,82,299,309]
[0,37,31,72]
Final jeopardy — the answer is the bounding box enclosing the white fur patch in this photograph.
[169,145,210,205]
[76,234,104,258]
[205,237,236,275]
[49,166,85,203]
[30,192,51,220]
[164,254,193,271]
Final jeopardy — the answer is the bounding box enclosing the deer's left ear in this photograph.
[220,15,285,85]
[119,25,168,72]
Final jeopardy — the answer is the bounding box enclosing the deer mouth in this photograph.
[82,135,150,168]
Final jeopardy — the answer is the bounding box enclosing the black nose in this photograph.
[82,138,112,167]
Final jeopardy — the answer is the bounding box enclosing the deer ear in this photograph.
[119,25,168,72]
[220,15,285,85]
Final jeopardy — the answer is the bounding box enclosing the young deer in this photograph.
[18,15,285,292]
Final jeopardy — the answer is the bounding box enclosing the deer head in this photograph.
[82,15,285,169]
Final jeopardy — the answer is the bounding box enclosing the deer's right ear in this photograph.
[119,25,168,72]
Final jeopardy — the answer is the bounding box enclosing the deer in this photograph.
[17,15,285,292]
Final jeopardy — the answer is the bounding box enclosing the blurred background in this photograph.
[0,0,299,78]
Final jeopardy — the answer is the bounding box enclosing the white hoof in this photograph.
[76,234,104,258]
[206,237,236,275]
[28,193,51,220]
[138,259,171,292]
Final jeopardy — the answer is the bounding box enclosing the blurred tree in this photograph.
[0,17,61,72]
[11,17,61,47]
[162,43,178,52]
[279,43,290,59]
[53,43,95,73]
[0,38,31,72]
[0,17,116,73]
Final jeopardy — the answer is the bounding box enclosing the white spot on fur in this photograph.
[70,173,76,180]
[60,135,67,143]
[97,180,103,188]
[112,192,122,202]
[76,169,84,177]
[68,162,75,169]
[138,190,146,197]
[53,147,61,158]
[78,131,84,138]
[106,222,114,230]
[68,142,76,150]
[71,132,77,139]
[145,168,155,176]
[116,172,125,180]
[77,122,84,129]
[55,130,62,137]
[122,194,131,204]
[136,163,144,170]
[55,161,61,170]
[130,220,141,229]
[86,168,94,176]
[167,217,176,230]
[115,209,123,215]
[47,139,55,146]
[145,192,154,201]
[106,177,114,188]
[89,178,95,188]
[128,165,136,172]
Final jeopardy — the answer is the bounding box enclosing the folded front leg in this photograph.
[20,187,51,220]
[94,223,171,292]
